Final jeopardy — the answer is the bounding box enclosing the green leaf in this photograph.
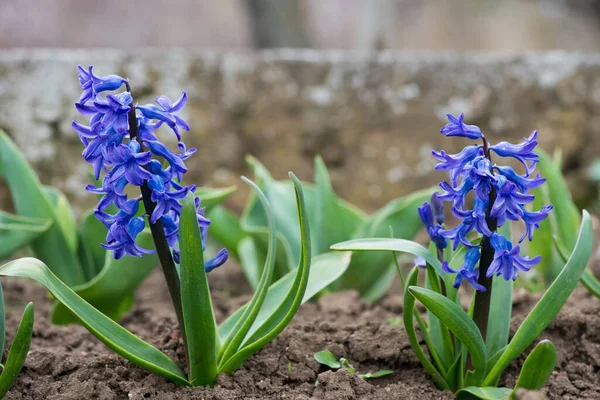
[358,369,393,379]
[425,261,455,373]
[0,303,34,398]
[51,231,159,324]
[0,131,85,286]
[402,267,450,390]
[0,282,5,358]
[41,186,78,252]
[483,211,593,386]
[218,251,351,343]
[237,237,263,289]
[339,188,434,300]
[536,148,580,251]
[218,173,312,373]
[206,206,247,261]
[0,257,188,385]
[78,210,108,278]
[0,211,52,260]
[408,286,487,386]
[555,234,600,299]
[314,350,341,369]
[486,223,513,357]
[455,386,512,400]
[218,177,277,372]
[241,156,364,286]
[180,192,219,386]
[313,156,366,255]
[331,238,449,287]
[195,185,237,210]
[514,340,556,392]
[581,270,600,298]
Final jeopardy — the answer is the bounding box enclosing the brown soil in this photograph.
[2,261,600,400]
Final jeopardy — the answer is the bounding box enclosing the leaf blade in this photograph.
[483,211,593,386]
[0,258,188,385]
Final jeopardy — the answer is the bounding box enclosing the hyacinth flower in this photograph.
[331,113,593,396]
[0,65,345,388]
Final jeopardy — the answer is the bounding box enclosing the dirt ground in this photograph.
[2,260,600,400]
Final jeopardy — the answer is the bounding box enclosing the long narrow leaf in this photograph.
[78,210,108,277]
[180,193,219,386]
[331,238,449,286]
[219,173,311,373]
[0,258,188,385]
[206,206,247,261]
[0,131,85,286]
[408,287,487,386]
[483,211,593,386]
[51,231,158,324]
[402,267,449,390]
[0,282,5,358]
[455,387,512,400]
[218,177,277,369]
[219,251,350,343]
[513,340,556,392]
[0,211,52,260]
[0,303,34,398]
[194,186,237,210]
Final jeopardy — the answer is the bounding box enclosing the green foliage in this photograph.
[313,350,393,380]
[0,174,349,386]
[332,210,593,395]
[0,131,233,324]
[208,156,431,301]
[0,297,34,398]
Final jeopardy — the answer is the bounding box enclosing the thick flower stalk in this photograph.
[419,113,552,337]
[73,65,228,355]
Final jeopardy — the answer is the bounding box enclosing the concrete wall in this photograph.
[0,49,598,213]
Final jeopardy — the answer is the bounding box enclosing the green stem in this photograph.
[472,138,498,342]
[126,82,189,371]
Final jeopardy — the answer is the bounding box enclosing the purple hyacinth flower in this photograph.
[137,115,161,142]
[78,65,127,104]
[147,175,193,224]
[432,145,483,186]
[490,176,534,220]
[430,193,445,225]
[440,113,483,140]
[144,140,188,181]
[519,205,553,243]
[466,157,496,201]
[437,179,475,209]
[449,197,492,240]
[442,247,485,291]
[490,130,539,176]
[414,257,427,268]
[418,202,448,249]
[494,165,545,193]
[82,124,125,179]
[103,217,155,259]
[86,176,132,212]
[137,92,190,141]
[488,233,541,280]
[205,248,229,272]
[94,198,140,229]
[105,140,153,189]
[93,92,133,134]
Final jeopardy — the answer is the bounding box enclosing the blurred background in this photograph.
[2,0,600,51]
[2,0,600,214]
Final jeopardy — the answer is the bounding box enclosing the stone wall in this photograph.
[0,49,599,213]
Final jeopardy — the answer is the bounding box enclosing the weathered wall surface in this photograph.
[0,49,598,213]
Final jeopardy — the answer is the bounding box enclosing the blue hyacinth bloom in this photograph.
[73,65,228,269]
[490,130,539,176]
[421,113,551,290]
[77,65,127,104]
[418,202,447,249]
[442,247,486,291]
[440,113,484,140]
[488,234,541,280]
[433,145,483,186]
[137,92,190,141]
